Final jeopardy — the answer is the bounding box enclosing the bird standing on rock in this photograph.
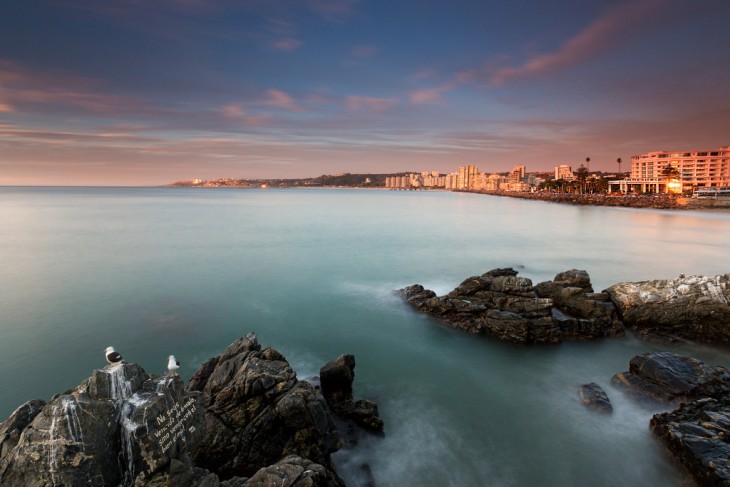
[167,355,180,373]
[104,346,123,365]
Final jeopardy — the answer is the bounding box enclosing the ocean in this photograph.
[1,186,729,486]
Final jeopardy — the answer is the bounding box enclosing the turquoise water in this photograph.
[2,187,730,486]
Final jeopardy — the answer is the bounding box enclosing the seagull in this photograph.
[104,346,123,365]
[167,355,180,373]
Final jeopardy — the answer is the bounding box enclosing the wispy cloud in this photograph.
[488,0,670,85]
[409,83,456,105]
[263,89,304,111]
[345,95,398,113]
[272,38,303,51]
[220,103,269,126]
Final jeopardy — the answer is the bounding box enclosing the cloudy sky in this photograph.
[1,0,729,185]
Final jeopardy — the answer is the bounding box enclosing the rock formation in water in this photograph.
[605,273,730,344]
[611,352,730,486]
[0,333,382,486]
[650,397,730,487]
[397,268,623,344]
[611,352,730,404]
[320,354,384,435]
[578,383,613,413]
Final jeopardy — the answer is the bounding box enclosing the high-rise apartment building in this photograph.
[457,165,478,189]
[609,146,730,194]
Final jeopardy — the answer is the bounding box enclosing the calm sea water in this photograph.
[2,187,730,486]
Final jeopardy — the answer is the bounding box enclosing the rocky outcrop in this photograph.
[186,333,343,484]
[0,334,381,487]
[0,362,206,486]
[612,352,730,404]
[320,354,383,434]
[605,274,730,344]
[398,268,623,344]
[650,397,730,486]
[578,383,613,413]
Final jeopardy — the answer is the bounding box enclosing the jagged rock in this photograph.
[0,399,45,475]
[187,333,344,483]
[0,362,205,487]
[397,268,623,344]
[611,352,730,403]
[244,455,338,487]
[650,397,730,486]
[320,355,384,435]
[605,274,730,344]
[535,270,624,340]
[578,383,613,413]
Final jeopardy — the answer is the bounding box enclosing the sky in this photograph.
[1,0,729,186]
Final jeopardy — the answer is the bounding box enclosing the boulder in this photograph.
[650,397,730,486]
[320,355,383,435]
[611,352,730,403]
[578,383,613,413]
[0,362,205,487]
[605,274,730,344]
[397,268,623,344]
[244,454,340,487]
[187,333,344,482]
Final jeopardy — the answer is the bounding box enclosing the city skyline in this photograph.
[1,0,730,186]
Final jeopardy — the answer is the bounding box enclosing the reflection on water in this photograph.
[1,187,729,486]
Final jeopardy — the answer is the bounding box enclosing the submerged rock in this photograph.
[611,352,730,404]
[651,397,730,486]
[605,273,730,344]
[578,383,613,413]
[397,268,623,344]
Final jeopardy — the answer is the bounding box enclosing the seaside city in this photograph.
[180,145,730,200]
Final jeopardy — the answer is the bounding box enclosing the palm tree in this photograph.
[585,157,590,174]
[617,157,622,175]
[574,164,589,193]
[661,165,680,180]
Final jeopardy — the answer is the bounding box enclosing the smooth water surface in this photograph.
[2,187,730,486]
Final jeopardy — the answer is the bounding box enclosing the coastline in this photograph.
[459,189,730,210]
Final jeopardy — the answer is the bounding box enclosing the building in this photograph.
[457,165,478,190]
[508,164,525,184]
[609,146,730,194]
[554,165,574,181]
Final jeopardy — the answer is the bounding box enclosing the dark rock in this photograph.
[244,455,341,487]
[188,333,344,483]
[611,352,730,403]
[397,268,623,344]
[650,397,730,486]
[578,383,613,413]
[0,362,205,487]
[320,355,384,435]
[605,274,730,344]
[1,333,376,487]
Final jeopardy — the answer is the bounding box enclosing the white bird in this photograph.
[104,346,123,365]
[167,355,180,373]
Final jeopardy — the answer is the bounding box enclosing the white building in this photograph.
[609,146,730,194]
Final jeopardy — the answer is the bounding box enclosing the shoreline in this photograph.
[458,189,730,210]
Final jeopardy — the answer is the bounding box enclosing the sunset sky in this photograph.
[1,0,729,186]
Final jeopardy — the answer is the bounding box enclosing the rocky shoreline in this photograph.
[462,190,730,209]
[398,267,730,486]
[398,268,730,345]
[0,333,382,486]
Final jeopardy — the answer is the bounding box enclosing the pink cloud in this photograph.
[345,95,397,113]
[272,38,303,51]
[489,0,668,85]
[220,103,269,126]
[263,89,303,111]
[409,84,456,105]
